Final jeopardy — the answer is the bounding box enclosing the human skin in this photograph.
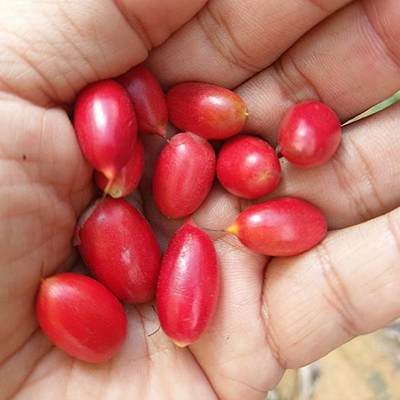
[0,1,400,399]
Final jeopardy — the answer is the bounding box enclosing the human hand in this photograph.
[1,0,400,399]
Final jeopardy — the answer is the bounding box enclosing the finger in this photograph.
[182,185,284,400]
[147,0,352,88]
[261,100,400,230]
[237,0,400,142]
[0,0,207,106]
[261,205,400,369]
[0,92,92,364]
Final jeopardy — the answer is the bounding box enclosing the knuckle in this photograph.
[272,52,322,107]
[196,3,261,74]
[329,146,373,223]
[261,288,289,369]
[315,242,361,338]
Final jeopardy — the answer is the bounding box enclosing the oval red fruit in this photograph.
[94,136,145,198]
[77,198,161,303]
[217,135,281,199]
[153,132,216,218]
[278,101,341,168]
[227,197,327,256]
[74,80,137,179]
[166,83,248,140]
[36,273,128,363]
[118,64,168,137]
[157,219,220,347]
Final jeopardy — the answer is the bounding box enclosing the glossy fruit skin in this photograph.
[217,135,281,199]
[36,273,128,363]
[228,197,327,256]
[118,64,168,137]
[77,198,161,303]
[94,136,145,198]
[166,83,248,140]
[74,80,137,179]
[157,219,220,347]
[278,101,341,168]
[153,132,216,218]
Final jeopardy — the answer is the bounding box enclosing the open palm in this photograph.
[1,1,400,399]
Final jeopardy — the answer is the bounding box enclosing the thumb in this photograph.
[0,0,207,106]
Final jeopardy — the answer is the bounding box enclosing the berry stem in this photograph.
[148,325,161,337]
[226,224,239,236]
[173,341,189,348]
[101,178,115,202]
[201,227,226,233]
[40,261,46,283]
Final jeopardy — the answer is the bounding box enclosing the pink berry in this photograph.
[278,101,341,168]
[153,132,216,219]
[166,83,248,140]
[36,273,128,363]
[94,136,145,198]
[77,198,161,304]
[74,80,137,180]
[217,135,281,199]
[157,219,220,347]
[227,197,327,256]
[118,64,168,137]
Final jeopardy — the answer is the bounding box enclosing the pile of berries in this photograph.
[36,64,341,363]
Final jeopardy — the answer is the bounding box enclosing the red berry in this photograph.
[166,83,248,140]
[157,219,220,347]
[153,132,216,218]
[217,135,281,199]
[77,198,161,304]
[278,101,341,168]
[227,197,327,256]
[74,80,138,180]
[36,273,128,363]
[94,136,145,198]
[118,64,168,137]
